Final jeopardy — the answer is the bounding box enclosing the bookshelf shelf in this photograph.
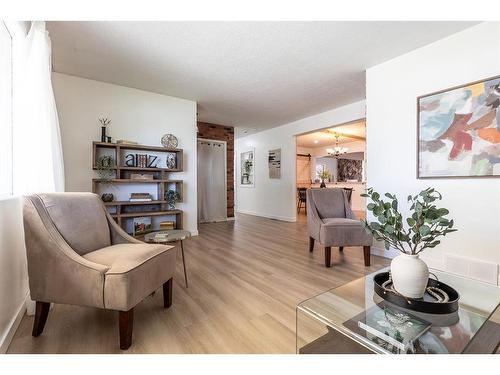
[114,210,182,218]
[93,179,182,184]
[104,200,168,206]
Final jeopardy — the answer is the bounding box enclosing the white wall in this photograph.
[366,22,500,280]
[0,21,30,354]
[52,73,198,234]
[0,198,28,353]
[235,100,365,221]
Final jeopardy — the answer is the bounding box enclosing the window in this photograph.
[0,22,13,196]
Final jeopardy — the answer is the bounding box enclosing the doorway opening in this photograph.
[295,119,367,219]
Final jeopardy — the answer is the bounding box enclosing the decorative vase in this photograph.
[390,253,429,298]
[320,180,326,188]
[101,126,107,142]
[101,193,114,202]
[168,203,175,210]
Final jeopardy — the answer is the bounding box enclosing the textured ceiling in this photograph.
[47,21,477,136]
[297,120,366,148]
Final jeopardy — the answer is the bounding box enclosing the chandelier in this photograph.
[326,133,348,158]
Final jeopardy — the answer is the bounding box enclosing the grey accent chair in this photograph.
[306,188,373,268]
[23,193,176,350]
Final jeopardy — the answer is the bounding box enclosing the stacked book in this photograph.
[159,220,175,230]
[129,193,152,202]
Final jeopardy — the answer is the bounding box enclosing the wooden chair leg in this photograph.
[339,246,344,252]
[163,278,173,308]
[363,246,371,267]
[32,301,50,337]
[309,237,315,252]
[324,247,332,267]
[119,309,134,350]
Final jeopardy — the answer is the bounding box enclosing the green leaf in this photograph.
[378,215,387,224]
[385,225,395,234]
[367,203,375,211]
[372,192,380,201]
[419,225,431,236]
[407,195,412,202]
[391,200,398,210]
[406,218,415,227]
[385,193,394,199]
[437,208,449,216]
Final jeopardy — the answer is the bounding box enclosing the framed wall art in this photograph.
[417,75,500,178]
[268,148,281,179]
[239,149,255,187]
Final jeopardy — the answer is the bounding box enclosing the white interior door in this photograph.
[197,139,227,223]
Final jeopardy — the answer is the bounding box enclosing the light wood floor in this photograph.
[8,212,387,354]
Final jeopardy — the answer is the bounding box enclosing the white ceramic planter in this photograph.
[390,253,429,298]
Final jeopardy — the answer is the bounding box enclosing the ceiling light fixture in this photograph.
[314,140,319,144]
[326,133,349,158]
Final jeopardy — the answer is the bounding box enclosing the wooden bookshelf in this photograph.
[92,141,184,234]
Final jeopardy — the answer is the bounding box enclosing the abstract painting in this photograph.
[268,148,281,179]
[337,159,363,182]
[418,75,500,178]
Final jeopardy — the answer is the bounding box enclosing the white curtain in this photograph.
[197,140,227,223]
[13,21,64,194]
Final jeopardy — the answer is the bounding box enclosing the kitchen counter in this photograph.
[297,181,366,211]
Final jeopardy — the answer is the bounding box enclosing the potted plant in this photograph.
[96,155,116,201]
[165,189,181,210]
[361,187,456,298]
[318,169,331,188]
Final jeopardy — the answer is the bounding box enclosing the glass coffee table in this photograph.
[144,229,190,288]
[296,267,500,354]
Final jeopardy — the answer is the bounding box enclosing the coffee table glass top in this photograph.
[297,267,500,354]
[144,229,191,243]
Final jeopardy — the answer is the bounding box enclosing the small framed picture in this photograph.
[239,149,255,187]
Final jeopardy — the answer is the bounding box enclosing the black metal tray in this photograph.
[373,272,459,314]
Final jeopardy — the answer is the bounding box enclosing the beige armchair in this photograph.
[23,193,176,350]
[306,188,373,268]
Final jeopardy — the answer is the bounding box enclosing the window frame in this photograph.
[0,21,13,198]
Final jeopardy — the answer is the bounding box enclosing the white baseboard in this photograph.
[0,295,27,354]
[190,229,199,236]
[235,209,296,222]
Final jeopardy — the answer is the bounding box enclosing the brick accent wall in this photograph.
[197,122,234,218]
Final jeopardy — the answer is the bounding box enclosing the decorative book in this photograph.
[159,220,175,230]
[129,193,152,201]
[343,303,431,353]
[133,217,152,236]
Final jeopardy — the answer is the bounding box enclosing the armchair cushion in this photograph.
[83,243,176,311]
[35,193,111,255]
[310,188,347,219]
[320,218,372,247]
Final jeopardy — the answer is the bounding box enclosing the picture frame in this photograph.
[268,148,281,179]
[417,74,500,179]
[239,149,255,188]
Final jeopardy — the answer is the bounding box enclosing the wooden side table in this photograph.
[144,230,190,288]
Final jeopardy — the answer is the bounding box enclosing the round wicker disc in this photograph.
[161,134,178,148]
